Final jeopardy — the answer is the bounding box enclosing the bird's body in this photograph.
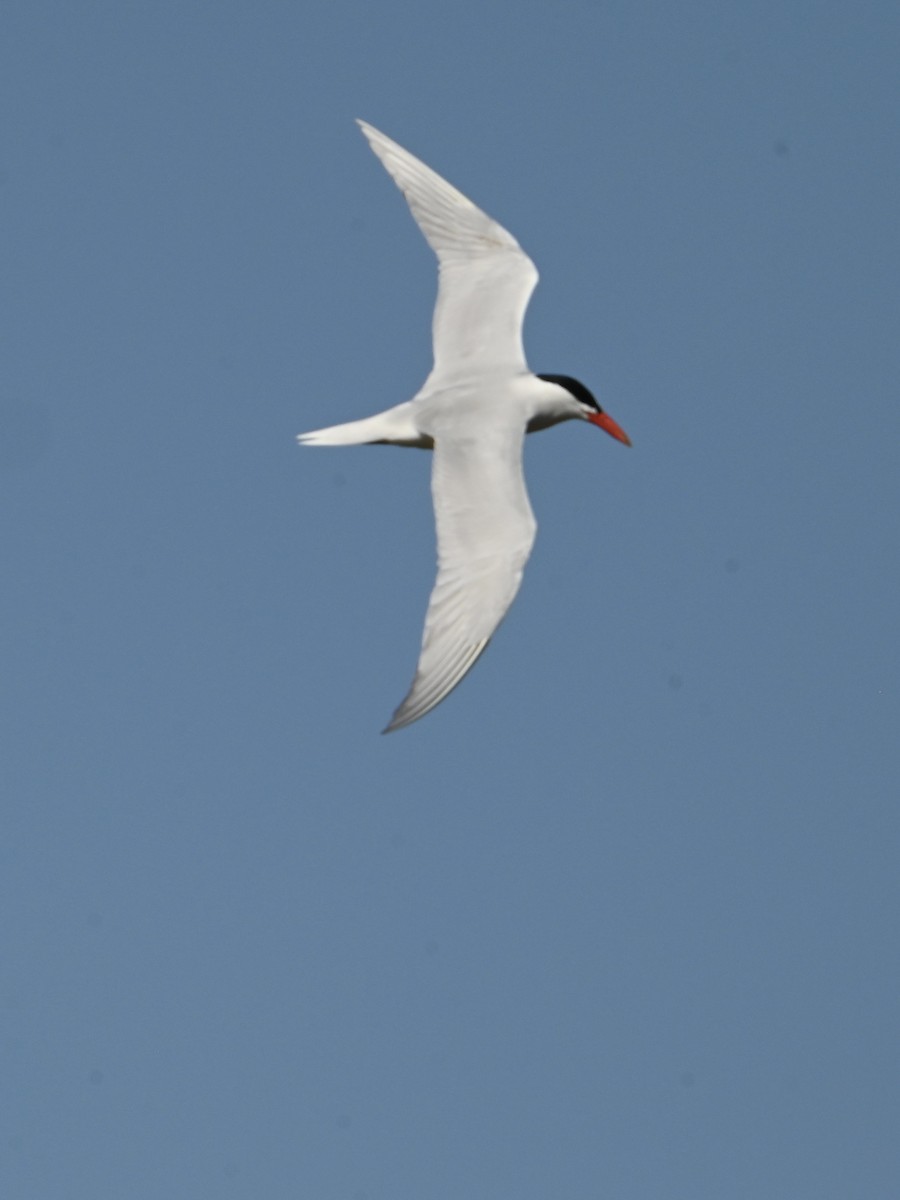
[299,121,630,732]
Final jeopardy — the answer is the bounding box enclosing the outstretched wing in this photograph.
[384,420,537,732]
[357,120,539,386]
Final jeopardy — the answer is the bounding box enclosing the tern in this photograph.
[299,120,631,732]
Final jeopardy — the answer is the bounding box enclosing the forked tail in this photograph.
[297,415,389,446]
[297,402,432,449]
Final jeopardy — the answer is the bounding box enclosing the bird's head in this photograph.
[536,374,632,446]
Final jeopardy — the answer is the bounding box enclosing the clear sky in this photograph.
[2,2,898,1197]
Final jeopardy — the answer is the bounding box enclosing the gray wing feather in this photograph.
[384,423,536,732]
[357,120,539,383]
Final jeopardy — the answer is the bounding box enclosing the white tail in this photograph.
[297,401,433,449]
[297,415,387,446]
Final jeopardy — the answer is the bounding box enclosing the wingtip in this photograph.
[379,638,492,734]
[380,695,421,735]
[380,706,410,735]
[356,119,381,153]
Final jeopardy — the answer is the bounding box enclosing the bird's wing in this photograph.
[357,120,539,386]
[384,419,537,732]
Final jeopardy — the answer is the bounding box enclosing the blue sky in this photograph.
[2,2,899,1196]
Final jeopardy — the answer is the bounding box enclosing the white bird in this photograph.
[299,120,631,733]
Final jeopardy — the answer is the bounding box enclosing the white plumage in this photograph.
[299,121,630,731]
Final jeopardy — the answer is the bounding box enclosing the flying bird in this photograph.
[299,120,631,732]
